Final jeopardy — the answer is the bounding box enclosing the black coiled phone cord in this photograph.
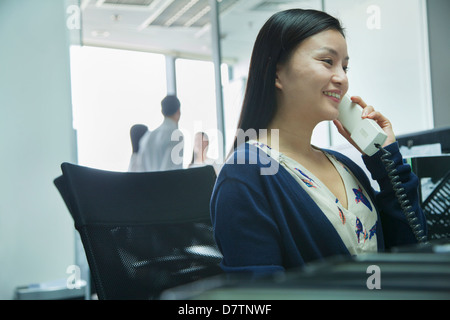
[375,144,428,244]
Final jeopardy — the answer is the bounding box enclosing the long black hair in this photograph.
[232,9,345,151]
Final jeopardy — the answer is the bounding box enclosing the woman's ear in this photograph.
[275,64,283,90]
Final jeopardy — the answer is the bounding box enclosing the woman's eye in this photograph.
[322,59,349,73]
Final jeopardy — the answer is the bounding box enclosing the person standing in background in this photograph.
[127,124,148,172]
[138,95,184,171]
[189,131,220,174]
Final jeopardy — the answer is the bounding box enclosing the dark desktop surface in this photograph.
[162,241,450,300]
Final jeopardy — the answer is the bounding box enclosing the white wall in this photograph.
[325,0,434,147]
[0,0,77,299]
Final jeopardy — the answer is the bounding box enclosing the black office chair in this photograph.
[54,163,223,300]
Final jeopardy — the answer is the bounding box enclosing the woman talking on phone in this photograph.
[210,9,427,276]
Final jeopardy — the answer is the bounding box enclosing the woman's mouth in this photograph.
[323,91,341,102]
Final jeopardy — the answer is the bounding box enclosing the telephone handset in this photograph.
[337,95,387,156]
[337,94,427,243]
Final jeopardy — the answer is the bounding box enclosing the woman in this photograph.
[210,9,427,276]
[189,132,220,174]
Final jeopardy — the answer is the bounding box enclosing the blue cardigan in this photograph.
[210,142,427,275]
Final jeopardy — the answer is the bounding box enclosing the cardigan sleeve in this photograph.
[362,142,427,248]
[210,176,285,276]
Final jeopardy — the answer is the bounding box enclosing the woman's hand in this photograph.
[333,96,396,155]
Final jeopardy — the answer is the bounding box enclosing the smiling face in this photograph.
[274,29,349,126]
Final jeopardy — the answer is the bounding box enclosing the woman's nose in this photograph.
[332,69,348,89]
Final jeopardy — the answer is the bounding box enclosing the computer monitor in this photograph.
[397,126,450,154]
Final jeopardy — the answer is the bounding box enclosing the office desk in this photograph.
[162,243,450,300]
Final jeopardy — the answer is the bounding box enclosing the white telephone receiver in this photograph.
[338,96,427,243]
[337,95,387,156]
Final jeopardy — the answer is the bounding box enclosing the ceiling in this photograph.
[80,0,321,64]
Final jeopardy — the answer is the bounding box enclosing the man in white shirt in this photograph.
[138,95,184,172]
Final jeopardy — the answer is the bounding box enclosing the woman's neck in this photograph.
[265,115,318,158]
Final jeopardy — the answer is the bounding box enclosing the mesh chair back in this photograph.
[54,163,222,300]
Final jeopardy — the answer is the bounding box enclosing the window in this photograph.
[70,47,223,171]
[175,58,219,166]
[69,46,167,171]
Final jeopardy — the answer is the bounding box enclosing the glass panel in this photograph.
[70,46,167,171]
[218,0,432,152]
[325,0,433,145]
[75,0,217,171]
[175,58,219,167]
